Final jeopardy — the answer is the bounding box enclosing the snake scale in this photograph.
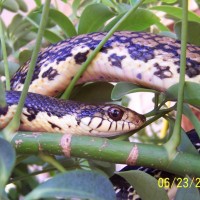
[0,31,200,136]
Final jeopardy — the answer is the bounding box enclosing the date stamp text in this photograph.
[158,177,200,188]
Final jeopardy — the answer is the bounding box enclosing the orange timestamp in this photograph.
[158,177,200,188]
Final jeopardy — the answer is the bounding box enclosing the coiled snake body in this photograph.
[1,31,200,136]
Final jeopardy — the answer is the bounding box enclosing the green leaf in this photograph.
[116,3,131,13]
[30,23,63,43]
[70,82,114,102]
[130,0,137,5]
[7,187,19,200]
[34,0,42,7]
[161,0,177,3]
[43,29,63,43]
[16,0,28,12]
[2,0,19,12]
[24,170,115,200]
[111,82,157,100]
[0,61,19,77]
[27,10,42,26]
[12,22,32,42]
[117,170,168,200]
[121,95,131,107]
[179,129,199,155]
[18,50,32,65]
[159,31,177,39]
[8,14,24,36]
[143,0,158,3]
[155,21,170,32]
[168,118,198,154]
[104,8,168,32]
[78,3,115,34]
[150,6,200,23]
[72,0,93,17]
[165,82,200,107]
[72,0,81,16]
[13,32,36,51]
[49,9,77,37]
[0,79,6,107]
[182,104,200,138]
[88,160,115,177]
[101,0,116,8]
[0,138,16,196]
[174,21,200,46]
[175,176,200,200]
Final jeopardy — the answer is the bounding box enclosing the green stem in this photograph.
[0,17,10,90]
[11,132,200,177]
[19,12,39,28]
[154,93,159,110]
[164,0,188,156]
[39,154,66,172]
[2,0,51,141]
[0,79,6,107]
[145,104,176,118]
[157,98,168,111]
[10,167,57,183]
[61,0,145,100]
[10,165,79,184]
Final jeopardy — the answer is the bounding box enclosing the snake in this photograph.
[0,31,200,137]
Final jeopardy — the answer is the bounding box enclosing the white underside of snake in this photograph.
[0,31,200,137]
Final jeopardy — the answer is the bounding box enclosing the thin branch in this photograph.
[164,0,188,156]
[0,17,10,90]
[39,154,66,172]
[11,132,200,177]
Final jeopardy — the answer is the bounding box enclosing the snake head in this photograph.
[77,104,146,137]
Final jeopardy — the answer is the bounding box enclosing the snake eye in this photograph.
[108,107,124,121]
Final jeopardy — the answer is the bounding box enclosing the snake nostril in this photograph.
[135,119,140,124]
[135,114,146,124]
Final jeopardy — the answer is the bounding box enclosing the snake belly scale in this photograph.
[1,31,200,136]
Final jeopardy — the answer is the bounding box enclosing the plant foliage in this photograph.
[0,0,200,199]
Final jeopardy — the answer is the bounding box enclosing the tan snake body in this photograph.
[1,31,200,136]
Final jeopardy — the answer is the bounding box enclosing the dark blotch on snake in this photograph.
[176,58,200,78]
[127,44,154,63]
[23,108,38,121]
[42,67,59,81]
[48,121,61,130]
[136,73,142,79]
[0,106,8,116]
[153,63,172,79]
[108,53,126,68]
[74,50,89,64]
